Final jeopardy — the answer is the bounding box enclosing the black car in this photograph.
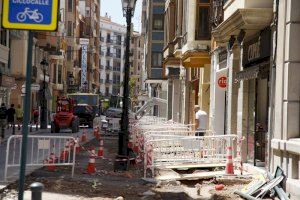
[73,104,99,128]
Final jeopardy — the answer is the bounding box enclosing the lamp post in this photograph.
[40,58,48,129]
[119,0,136,157]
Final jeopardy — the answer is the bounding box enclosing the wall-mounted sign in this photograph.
[2,0,59,31]
[80,38,89,91]
[243,28,271,67]
[218,76,227,89]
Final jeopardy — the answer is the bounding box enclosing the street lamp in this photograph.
[40,58,48,129]
[118,0,136,158]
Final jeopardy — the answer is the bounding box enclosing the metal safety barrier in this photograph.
[4,135,76,182]
[106,117,121,133]
[143,134,237,178]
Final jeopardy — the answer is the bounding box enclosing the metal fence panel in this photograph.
[4,135,76,182]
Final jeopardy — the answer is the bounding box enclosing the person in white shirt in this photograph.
[194,105,207,136]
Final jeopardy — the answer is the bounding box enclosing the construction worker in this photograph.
[16,104,23,130]
[7,104,16,135]
[194,105,207,136]
[0,103,7,144]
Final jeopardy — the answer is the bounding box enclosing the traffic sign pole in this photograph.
[18,31,33,200]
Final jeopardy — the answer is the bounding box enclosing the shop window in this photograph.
[153,14,164,31]
[195,0,211,40]
[152,52,163,67]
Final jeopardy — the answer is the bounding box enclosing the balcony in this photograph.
[100,79,104,84]
[105,80,113,84]
[113,67,121,72]
[100,65,105,70]
[106,52,113,57]
[106,66,113,71]
[35,32,58,52]
[106,38,112,43]
[100,37,104,42]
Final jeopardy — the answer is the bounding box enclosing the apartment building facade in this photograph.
[143,0,167,117]
[163,0,211,124]
[100,15,126,97]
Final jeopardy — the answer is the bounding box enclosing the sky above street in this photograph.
[100,0,142,32]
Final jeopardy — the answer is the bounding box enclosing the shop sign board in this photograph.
[218,76,227,89]
[2,0,59,31]
[243,28,271,67]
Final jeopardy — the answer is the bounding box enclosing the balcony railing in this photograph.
[106,66,113,71]
[113,67,121,71]
[100,65,105,70]
[100,37,104,42]
[106,52,113,57]
[105,80,113,84]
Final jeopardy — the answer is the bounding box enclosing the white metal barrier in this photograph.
[144,134,237,178]
[4,135,76,181]
[107,117,121,133]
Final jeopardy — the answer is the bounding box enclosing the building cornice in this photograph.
[212,8,273,43]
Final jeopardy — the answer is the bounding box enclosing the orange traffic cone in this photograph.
[81,129,87,142]
[225,139,234,175]
[60,140,70,162]
[75,136,81,154]
[87,147,96,174]
[98,139,104,158]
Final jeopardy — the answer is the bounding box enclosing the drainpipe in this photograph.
[267,0,279,173]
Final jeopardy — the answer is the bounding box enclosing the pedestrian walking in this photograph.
[194,105,208,136]
[7,104,16,135]
[16,104,23,130]
[0,103,7,144]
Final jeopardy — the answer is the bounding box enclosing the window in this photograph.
[105,87,109,96]
[106,60,110,67]
[67,21,72,36]
[116,48,121,58]
[107,33,111,43]
[116,35,122,45]
[0,28,7,46]
[67,46,72,61]
[195,0,211,40]
[58,65,62,84]
[68,0,73,12]
[152,52,163,67]
[153,14,164,30]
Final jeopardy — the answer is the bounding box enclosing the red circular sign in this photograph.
[218,77,227,88]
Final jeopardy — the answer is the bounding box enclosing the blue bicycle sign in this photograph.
[17,8,43,23]
[2,0,59,31]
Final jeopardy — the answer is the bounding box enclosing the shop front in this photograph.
[236,28,271,167]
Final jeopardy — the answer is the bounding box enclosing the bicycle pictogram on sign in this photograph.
[17,8,43,23]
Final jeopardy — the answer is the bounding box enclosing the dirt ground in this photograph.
[0,137,270,200]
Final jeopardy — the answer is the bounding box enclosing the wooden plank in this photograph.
[165,163,226,170]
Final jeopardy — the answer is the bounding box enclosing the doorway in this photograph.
[254,78,269,166]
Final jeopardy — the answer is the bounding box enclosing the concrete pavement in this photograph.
[0,127,95,190]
